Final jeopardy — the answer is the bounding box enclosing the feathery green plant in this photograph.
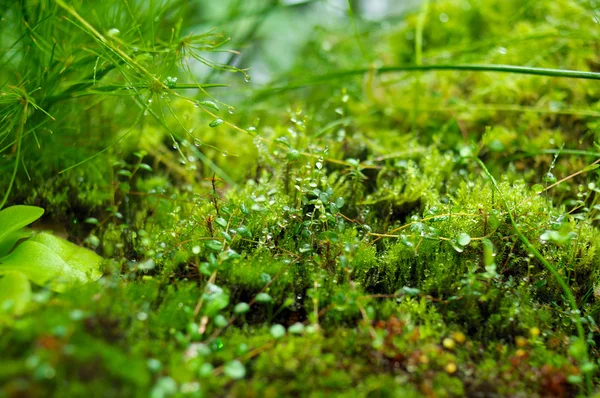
[0,0,251,209]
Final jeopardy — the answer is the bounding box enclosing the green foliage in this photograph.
[0,205,102,316]
[2,0,600,396]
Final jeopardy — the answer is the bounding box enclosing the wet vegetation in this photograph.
[2,0,600,396]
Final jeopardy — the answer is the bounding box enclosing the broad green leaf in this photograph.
[30,232,103,281]
[0,205,44,244]
[0,272,31,315]
[0,229,32,257]
[0,240,87,292]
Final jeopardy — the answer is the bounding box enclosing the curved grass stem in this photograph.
[261,63,600,97]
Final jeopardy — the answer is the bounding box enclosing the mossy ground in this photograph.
[2,0,600,397]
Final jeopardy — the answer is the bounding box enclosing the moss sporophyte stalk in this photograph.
[1,0,600,396]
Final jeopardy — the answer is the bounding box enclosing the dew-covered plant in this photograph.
[2,0,600,396]
[0,0,251,209]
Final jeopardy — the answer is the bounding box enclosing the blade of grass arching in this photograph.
[412,0,429,134]
[474,157,591,393]
[365,64,600,79]
[257,63,600,98]
[59,109,144,174]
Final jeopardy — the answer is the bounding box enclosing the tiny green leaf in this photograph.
[288,322,305,334]
[255,292,272,303]
[457,233,471,246]
[234,302,250,314]
[531,184,544,194]
[213,315,228,328]
[209,118,224,128]
[270,324,286,339]
[198,100,219,111]
[205,240,223,251]
[224,360,246,380]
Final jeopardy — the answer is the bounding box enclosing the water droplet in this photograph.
[107,28,120,37]
[246,126,258,137]
[194,139,202,147]
[244,75,251,82]
[209,118,224,128]
[221,151,228,157]
[228,106,235,114]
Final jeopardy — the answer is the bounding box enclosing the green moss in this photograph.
[2,0,600,395]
